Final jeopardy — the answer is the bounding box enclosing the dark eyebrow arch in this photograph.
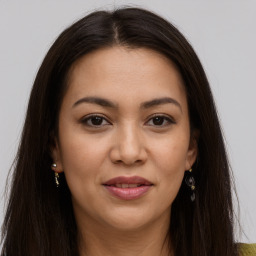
[72,96,182,111]
[141,97,182,111]
[72,97,117,108]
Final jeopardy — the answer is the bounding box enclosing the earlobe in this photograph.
[50,140,64,173]
[185,130,199,170]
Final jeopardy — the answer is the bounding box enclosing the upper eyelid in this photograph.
[145,114,175,122]
[82,113,109,120]
[81,114,112,124]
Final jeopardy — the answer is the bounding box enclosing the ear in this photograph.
[50,138,64,173]
[185,129,200,170]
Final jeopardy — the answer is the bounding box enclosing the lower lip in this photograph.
[103,185,152,200]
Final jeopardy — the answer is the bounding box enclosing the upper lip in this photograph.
[103,176,153,186]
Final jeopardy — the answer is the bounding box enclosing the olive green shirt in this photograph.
[239,243,256,255]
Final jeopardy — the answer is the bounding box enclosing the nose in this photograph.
[109,124,147,166]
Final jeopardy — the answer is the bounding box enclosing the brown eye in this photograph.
[82,115,110,127]
[90,116,104,125]
[152,116,165,125]
[146,115,175,127]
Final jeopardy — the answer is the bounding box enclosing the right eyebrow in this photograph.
[72,97,117,108]
[141,97,182,112]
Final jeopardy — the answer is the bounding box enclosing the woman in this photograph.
[1,7,255,256]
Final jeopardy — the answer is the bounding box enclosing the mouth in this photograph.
[102,176,153,200]
[105,183,149,188]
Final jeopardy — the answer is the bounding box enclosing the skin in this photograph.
[52,46,198,256]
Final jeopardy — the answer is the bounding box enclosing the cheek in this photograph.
[58,136,104,207]
[59,130,108,171]
[152,133,189,172]
[57,129,114,198]
[151,134,189,198]
[57,137,97,198]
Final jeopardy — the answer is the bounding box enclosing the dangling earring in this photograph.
[51,163,60,188]
[55,172,60,188]
[185,168,196,202]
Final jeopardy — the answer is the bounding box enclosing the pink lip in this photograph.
[103,176,153,200]
[103,176,152,186]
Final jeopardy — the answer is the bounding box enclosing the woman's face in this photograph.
[53,46,197,231]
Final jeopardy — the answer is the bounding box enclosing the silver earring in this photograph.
[52,163,57,168]
[185,168,196,202]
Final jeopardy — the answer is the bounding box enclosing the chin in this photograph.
[99,207,161,232]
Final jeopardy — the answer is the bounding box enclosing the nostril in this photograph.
[113,159,144,166]
[109,140,147,165]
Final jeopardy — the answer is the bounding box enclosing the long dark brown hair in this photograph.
[1,7,238,256]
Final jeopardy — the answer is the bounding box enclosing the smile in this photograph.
[103,176,153,200]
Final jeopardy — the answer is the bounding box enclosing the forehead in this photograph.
[64,46,187,108]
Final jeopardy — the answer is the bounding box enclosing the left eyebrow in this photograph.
[141,97,182,112]
[72,96,117,108]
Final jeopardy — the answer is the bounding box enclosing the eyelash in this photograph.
[81,114,111,127]
[146,114,176,127]
[81,114,175,128]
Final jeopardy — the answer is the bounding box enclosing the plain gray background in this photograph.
[0,0,255,242]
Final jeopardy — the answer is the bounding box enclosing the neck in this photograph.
[77,212,172,256]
